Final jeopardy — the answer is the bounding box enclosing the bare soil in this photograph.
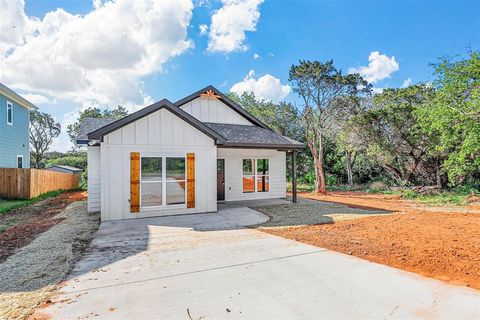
[261,191,480,290]
[0,192,87,263]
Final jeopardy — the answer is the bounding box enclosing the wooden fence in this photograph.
[0,168,80,199]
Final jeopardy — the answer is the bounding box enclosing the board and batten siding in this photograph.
[100,108,217,221]
[179,96,253,125]
[217,148,287,201]
[87,146,101,212]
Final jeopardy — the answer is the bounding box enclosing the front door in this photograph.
[217,159,225,201]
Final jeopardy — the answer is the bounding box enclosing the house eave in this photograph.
[0,82,38,110]
[218,142,305,150]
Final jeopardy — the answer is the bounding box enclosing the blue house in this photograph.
[0,83,37,168]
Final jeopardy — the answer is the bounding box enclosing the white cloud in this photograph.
[372,87,385,94]
[349,51,399,84]
[401,78,412,88]
[207,0,263,53]
[253,53,260,59]
[199,24,208,35]
[230,70,291,102]
[0,0,194,109]
[21,93,51,104]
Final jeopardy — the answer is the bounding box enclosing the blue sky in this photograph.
[1,0,479,151]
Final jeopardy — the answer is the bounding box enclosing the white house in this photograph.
[77,86,303,221]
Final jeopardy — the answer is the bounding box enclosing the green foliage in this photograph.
[0,190,64,215]
[416,52,480,184]
[288,59,371,192]
[67,105,128,148]
[351,84,437,185]
[44,151,88,189]
[30,110,61,168]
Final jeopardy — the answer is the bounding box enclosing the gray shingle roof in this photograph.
[46,165,82,172]
[77,118,116,144]
[205,122,304,149]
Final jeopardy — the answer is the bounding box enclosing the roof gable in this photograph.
[175,85,270,130]
[87,99,226,143]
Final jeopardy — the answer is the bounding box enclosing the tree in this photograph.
[30,110,61,168]
[67,106,128,148]
[353,84,436,185]
[289,60,370,193]
[417,51,480,185]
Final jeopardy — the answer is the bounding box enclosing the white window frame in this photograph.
[242,158,270,193]
[6,101,13,125]
[17,155,23,168]
[140,155,187,210]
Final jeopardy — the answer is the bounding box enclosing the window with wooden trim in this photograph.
[140,156,186,208]
[243,159,269,193]
[6,101,13,125]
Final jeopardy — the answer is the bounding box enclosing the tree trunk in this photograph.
[435,158,442,189]
[345,150,353,188]
[315,134,326,194]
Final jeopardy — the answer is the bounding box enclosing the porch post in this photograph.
[291,150,297,203]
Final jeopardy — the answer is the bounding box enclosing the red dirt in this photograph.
[264,192,480,290]
[0,191,87,263]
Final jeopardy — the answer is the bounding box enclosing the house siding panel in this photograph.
[179,97,253,125]
[217,148,286,201]
[101,108,217,221]
[87,146,101,212]
[0,94,30,168]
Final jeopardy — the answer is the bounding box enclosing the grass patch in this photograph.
[0,190,65,214]
[400,190,473,206]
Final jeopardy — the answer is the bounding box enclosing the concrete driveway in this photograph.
[40,206,480,319]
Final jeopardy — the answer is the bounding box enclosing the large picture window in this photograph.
[243,159,269,193]
[140,156,186,208]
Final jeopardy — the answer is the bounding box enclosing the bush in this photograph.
[368,181,388,191]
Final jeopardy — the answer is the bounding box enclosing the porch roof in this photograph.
[205,122,304,150]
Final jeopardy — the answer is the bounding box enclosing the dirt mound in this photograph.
[464,192,480,204]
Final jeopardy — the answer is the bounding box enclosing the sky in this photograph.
[1,0,479,152]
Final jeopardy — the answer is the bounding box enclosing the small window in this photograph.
[141,157,162,207]
[7,101,13,125]
[243,159,255,193]
[17,155,23,168]
[166,157,186,205]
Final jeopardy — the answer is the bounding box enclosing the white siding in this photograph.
[217,148,287,201]
[179,96,253,125]
[87,146,101,212]
[100,108,217,221]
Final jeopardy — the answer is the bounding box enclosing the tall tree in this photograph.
[67,106,128,148]
[30,110,61,168]
[417,51,480,184]
[289,60,370,193]
[353,84,436,185]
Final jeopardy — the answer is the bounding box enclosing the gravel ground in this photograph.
[253,197,389,228]
[0,200,100,320]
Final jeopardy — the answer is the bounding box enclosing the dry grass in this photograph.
[0,201,99,320]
